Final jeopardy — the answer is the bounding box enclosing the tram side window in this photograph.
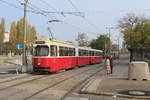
[86,50,88,56]
[50,45,57,56]
[68,48,75,56]
[59,46,63,56]
[64,47,68,56]
[89,51,92,56]
[83,50,86,56]
[95,52,98,56]
[92,51,95,56]
[99,52,102,56]
[83,50,88,56]
[79,49,88,56]
[95,52,97,56]
[59,46,72,56]
[79,49,83,56]
[95,52,100,56]
[79,49,81,56]
[73,48,75,56]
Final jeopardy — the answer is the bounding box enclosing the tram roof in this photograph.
[35,38,102,52]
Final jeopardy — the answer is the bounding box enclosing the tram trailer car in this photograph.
[33,39,103,72]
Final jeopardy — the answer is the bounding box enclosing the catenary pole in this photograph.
[106,27,114,55]
[21,0,28,73]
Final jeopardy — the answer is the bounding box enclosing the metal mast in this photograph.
[21,0,28,73]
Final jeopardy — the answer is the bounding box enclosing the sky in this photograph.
[1,0,150,46]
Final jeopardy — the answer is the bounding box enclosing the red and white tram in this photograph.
[33,39,103,72]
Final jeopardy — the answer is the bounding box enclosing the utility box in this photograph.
[128,62,150,81]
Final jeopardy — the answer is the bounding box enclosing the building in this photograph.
[3,32,10,43]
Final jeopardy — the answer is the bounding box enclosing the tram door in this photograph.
[50,45,57,56]
[50,45,58,69]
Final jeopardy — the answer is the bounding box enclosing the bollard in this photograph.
[128,61,150,81]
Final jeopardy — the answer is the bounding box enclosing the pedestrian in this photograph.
[105,56,111,74]
[110,56,114,74]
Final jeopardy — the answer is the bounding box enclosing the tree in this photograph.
[118,13,150,60]
[9,21,17,53]
[0,18,5,54]
[16,18,24,44]
[111,44,118,51]
[118,13,139,30]
[27,26,37,53]
[76,33,88,46]
[28,26,37,44]
[89,34,111,55]
[8,18,37,54]
[0,18,5,43]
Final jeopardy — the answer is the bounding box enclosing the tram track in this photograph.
[0,64,101,91]
[62,61,120,99]
[23,64,104,100]
[0,74,33,84]
[60,61,118,100]
[0,75,49,91]
[0,64,104,100]
[60,67,104,100]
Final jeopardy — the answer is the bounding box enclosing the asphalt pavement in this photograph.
[81,55,150,100]
[0,55,32,74]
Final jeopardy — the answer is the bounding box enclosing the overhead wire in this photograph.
[67,0,101,33]
[62,21,99,35]
[15,0,21,4]
[27,1,57,19]
[0,0,22,9]
[0,0,98,36]
[39,0,58,12]
[27,1,98,35]
[27,1,59,39]
[0,0,50,18]
[67,0,78,11]
[27,3,98,36]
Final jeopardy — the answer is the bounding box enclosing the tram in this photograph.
[32,38,103,72]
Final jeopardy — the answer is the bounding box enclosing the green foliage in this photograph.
[89,34,110,51]
[0,18,5,44]
[9,21,17,53]
[0,18,37,55]
[8,18,37,54]
[16,18,24,44]
[119,14,150,51]
[0,18,5,54]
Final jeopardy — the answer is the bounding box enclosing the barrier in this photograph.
[128,62,150,81]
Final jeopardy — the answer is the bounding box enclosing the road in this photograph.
[0,55,140,100]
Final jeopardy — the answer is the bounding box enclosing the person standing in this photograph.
[110,56,113,74]
[105,56,111,74]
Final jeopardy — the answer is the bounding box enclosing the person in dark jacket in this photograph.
[110,56,113,74]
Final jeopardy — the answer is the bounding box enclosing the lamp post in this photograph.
[106,27,115,55]
[21,0,28,73]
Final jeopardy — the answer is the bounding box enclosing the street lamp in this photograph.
[105,27,115,55]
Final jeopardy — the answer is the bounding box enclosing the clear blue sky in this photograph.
[1,0,150,45]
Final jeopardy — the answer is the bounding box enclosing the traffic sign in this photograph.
[16,44,23,50]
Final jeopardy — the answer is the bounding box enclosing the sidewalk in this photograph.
[81,56,150,99]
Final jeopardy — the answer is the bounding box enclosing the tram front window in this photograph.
[35,46,49,56]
